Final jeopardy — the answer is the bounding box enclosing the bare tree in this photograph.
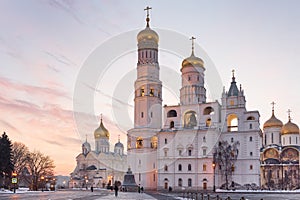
[27,150,55,191]
[213,140,240,190]
[12,142,30,186]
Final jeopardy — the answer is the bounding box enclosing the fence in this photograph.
[181,192,262,200]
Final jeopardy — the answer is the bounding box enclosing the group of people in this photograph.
[90,182,144,197]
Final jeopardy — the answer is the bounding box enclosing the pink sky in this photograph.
[1,1,300,175]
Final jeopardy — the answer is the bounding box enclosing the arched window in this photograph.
[151,136,157,149]
[249,136,252,142]
[227,114,238,132]
[178,178,183,187]
[170,121,174,128]
[150,88,154,96]
[184,111,197,128]
[203,107,214,115]
[249,123,253,129]
[136,137,143,149]
[165,138,167,144]
[188,178,192,187]
[188,149,192,156]
[167,110,177,117]
[203,164,207,171]
[206,118,212,127]
[164,165,168,171]
[140,87,145,96]
[178,164,182,171]
[203,136,206,143]
[188,164,192,171]
[247,116,255,120]
[250,165,253,170]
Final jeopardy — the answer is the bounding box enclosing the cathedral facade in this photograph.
[70,118,127,188]
[127,9,262,191]
[260,108,300,190]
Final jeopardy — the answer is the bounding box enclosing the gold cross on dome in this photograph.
[190,36,196,53]
[144,6,152,18]
[271,101,275,111]
[287,109,292,121]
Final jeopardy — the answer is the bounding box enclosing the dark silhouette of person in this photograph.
[91,186,93,192]
[114,184,119,197]
[138,184,141,193]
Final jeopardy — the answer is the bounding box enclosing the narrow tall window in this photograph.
[249,136,252,142]
[250,165,253,170]
[271,133,274,143]
[289,136,292,144]
[188,164,192,171]
[150,88,154,96]
[153,173,155,181]
[139,173,141,181]
[165,138,167,144]
[141,112,144,118]
[250,152,253,156]
[178,164,182,171]
[203,149,207,156]
[188,178,192,187]
[140,88,145,96]
[265,135,267,145]
[249,123,253,129]
[203,164,207,171]
[188,149,192,156]
[151,112,153,118]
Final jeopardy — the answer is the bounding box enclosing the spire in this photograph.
[287,109,292,122]
[232,69,236,82]
[144,6,152,27]
[190,36,196,56]
[227,69,239,97]
[118,134,120,143]
[85,134,88,143]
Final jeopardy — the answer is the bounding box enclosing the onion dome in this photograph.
[181,37,204,69]
[115,141,124,148]
[94,118,109,139]
[137,27,159,43]
[182,52,204,69]
[281,119,299,135]
[263,109,283,129]
[137,7,159,44]
[82,141,91,150]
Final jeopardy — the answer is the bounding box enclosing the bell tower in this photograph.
[127,7,161,190]
[134,6,162,129]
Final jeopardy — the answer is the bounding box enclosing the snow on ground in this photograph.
[217,189,300,193]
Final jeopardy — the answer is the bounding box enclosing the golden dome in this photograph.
[281,120,299,135]
[137,26,159,43]
[263,113,283,129]
[94,119,109,139]
[181,52,204,69]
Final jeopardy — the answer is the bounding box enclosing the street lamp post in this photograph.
[212,163,216,192]
[41,176,44,192]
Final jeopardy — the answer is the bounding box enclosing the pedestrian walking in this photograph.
[91,186,93,192]
[114,184,119,197]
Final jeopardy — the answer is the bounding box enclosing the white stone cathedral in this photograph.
[127,8,261,191]
[70,118,127,188]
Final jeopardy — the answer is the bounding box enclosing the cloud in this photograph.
[0,76,71,101]
[46,0,85,25]
[83,82,133,108]
[0,119,20,134]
